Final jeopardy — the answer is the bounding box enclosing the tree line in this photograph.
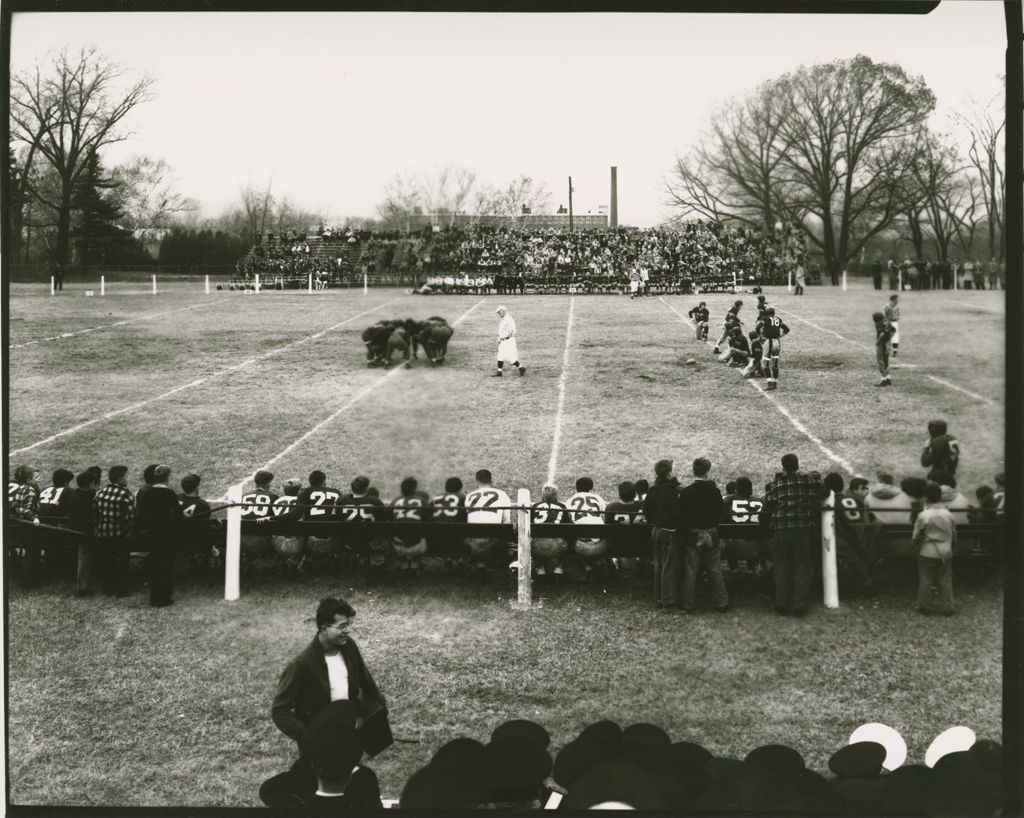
[664,55,1006,276]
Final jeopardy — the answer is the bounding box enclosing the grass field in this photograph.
[5,279,1006,807]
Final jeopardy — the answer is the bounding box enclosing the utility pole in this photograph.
[568,176,574,233]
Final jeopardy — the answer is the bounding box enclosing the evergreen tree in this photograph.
[71,152,141,265]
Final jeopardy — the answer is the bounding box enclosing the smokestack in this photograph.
[609,166,618,228]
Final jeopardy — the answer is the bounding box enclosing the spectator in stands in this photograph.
[921,419,959,478]
[271,597,392,793]
[761,454,827,617]
[913,483,957,616]
[136,464,183,608]
[642,459,683,611]
[865,473,913,525]
[92,465,136,597]
[678,458,729,613]
[971,258,985,290]
[932,473,971,526]
[69,470,99,597]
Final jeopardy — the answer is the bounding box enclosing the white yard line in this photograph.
[217,299,488,499]
[8,300,222,350]
[9,298,404,456]
[774,305,996,405]
[546,297,576,485]
[659,297,857,475]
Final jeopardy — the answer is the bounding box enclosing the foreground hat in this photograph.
[482,738,552,801]
[563,760,666,811]
[429,736,486,775]
[621,722,671,753]
[491,718,550,750]
[400,764,488,809]
[578,719,623,748]
[553,739,610,790]
[828,741,886,778]
[745,743,805,777]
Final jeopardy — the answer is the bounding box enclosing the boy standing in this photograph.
[872,312,894,387]
[912,483,957,616]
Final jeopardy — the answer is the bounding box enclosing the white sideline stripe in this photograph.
[8,300,220,350]
[775,306,996,404]
[546,297,576,485]
[659,297,856,475]
[924,375,995,404]
[218,299,488,500]
[8,298,404,456]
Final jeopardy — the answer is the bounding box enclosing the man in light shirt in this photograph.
[494,306,525,377]
[272,597,392,768]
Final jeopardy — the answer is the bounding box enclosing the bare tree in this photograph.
[111,156,198,230]
[10,45,154,267]
[955,87,1005,260]
[495,175,552,227]
[423,164,478,227]
[664,82,789,232]
[376,172,424,232]
[946,173,984,259]
[772,56,936,279]
[240,179,274,242]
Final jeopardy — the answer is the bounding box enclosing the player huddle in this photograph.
[361,316,453,368]
[689,295,791,390]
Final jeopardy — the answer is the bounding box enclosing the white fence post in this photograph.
[733,270,738,292]
[821,493,839,609]
[255,274,260,293]
[898,269,903,292]
[308,273,313,293]
[152,274,157,295]
[787,268,793,293]
[205,275,210,295]
[50,276,55,296]
[842,270,848,292]
[511,488,533,610]
[101,276,105,296]
[224,484,243,601]
[363,272,368,295]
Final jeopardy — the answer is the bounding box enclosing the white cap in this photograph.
[496,305,507,314]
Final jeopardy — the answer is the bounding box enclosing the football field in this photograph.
[4,280,1006,806]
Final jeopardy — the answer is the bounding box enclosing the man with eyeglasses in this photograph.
[272,596,392,787]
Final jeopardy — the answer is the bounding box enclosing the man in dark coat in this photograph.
[273,597,393,769]
[135,464,183,607]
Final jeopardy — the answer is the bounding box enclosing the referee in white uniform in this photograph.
[494,306,525,377]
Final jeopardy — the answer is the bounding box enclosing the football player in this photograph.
[833,475,882,597]
[337,475,386,573]
[873,311,894,387]
[567,476,609,576]
[687,301,710,341]
[758,307,790,390]
[713,299,744,354]
[721,476,766,574]
[241,469,279,558]
[430,477,467,571]
[270,479,306,568]
[883,294,900,358]
[178,473,211,519]
[719,327,750,367]
[464,469,512,574]
[38,468,75,526]
[389,477,432,572]
[531,483,569,579]
[289,470,343,560]
[605,481,646,576]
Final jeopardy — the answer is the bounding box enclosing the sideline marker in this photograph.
[255,274,260,293]
[511,488,534,611]
[101,276,105,296]
[50,276,55,296]
[842,270,847,291]
[205,275,210,295]
[821,492,839,609]
[308,273,313,293]
[364,272,368,295]
[152,274,157,295]
[224,483,242,601]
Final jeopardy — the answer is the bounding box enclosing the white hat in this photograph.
[496,306,507,314]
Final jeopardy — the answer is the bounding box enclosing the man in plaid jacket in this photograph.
[92,465,136,596]
[761,453,828,617]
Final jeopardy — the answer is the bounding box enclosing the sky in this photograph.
[9,3,1007,228]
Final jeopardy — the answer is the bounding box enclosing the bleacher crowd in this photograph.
[7,419,1003,614]
[231,221,810,294]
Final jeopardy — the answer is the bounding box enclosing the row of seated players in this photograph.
[9,466,1004,579]
[417,272,745,296]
